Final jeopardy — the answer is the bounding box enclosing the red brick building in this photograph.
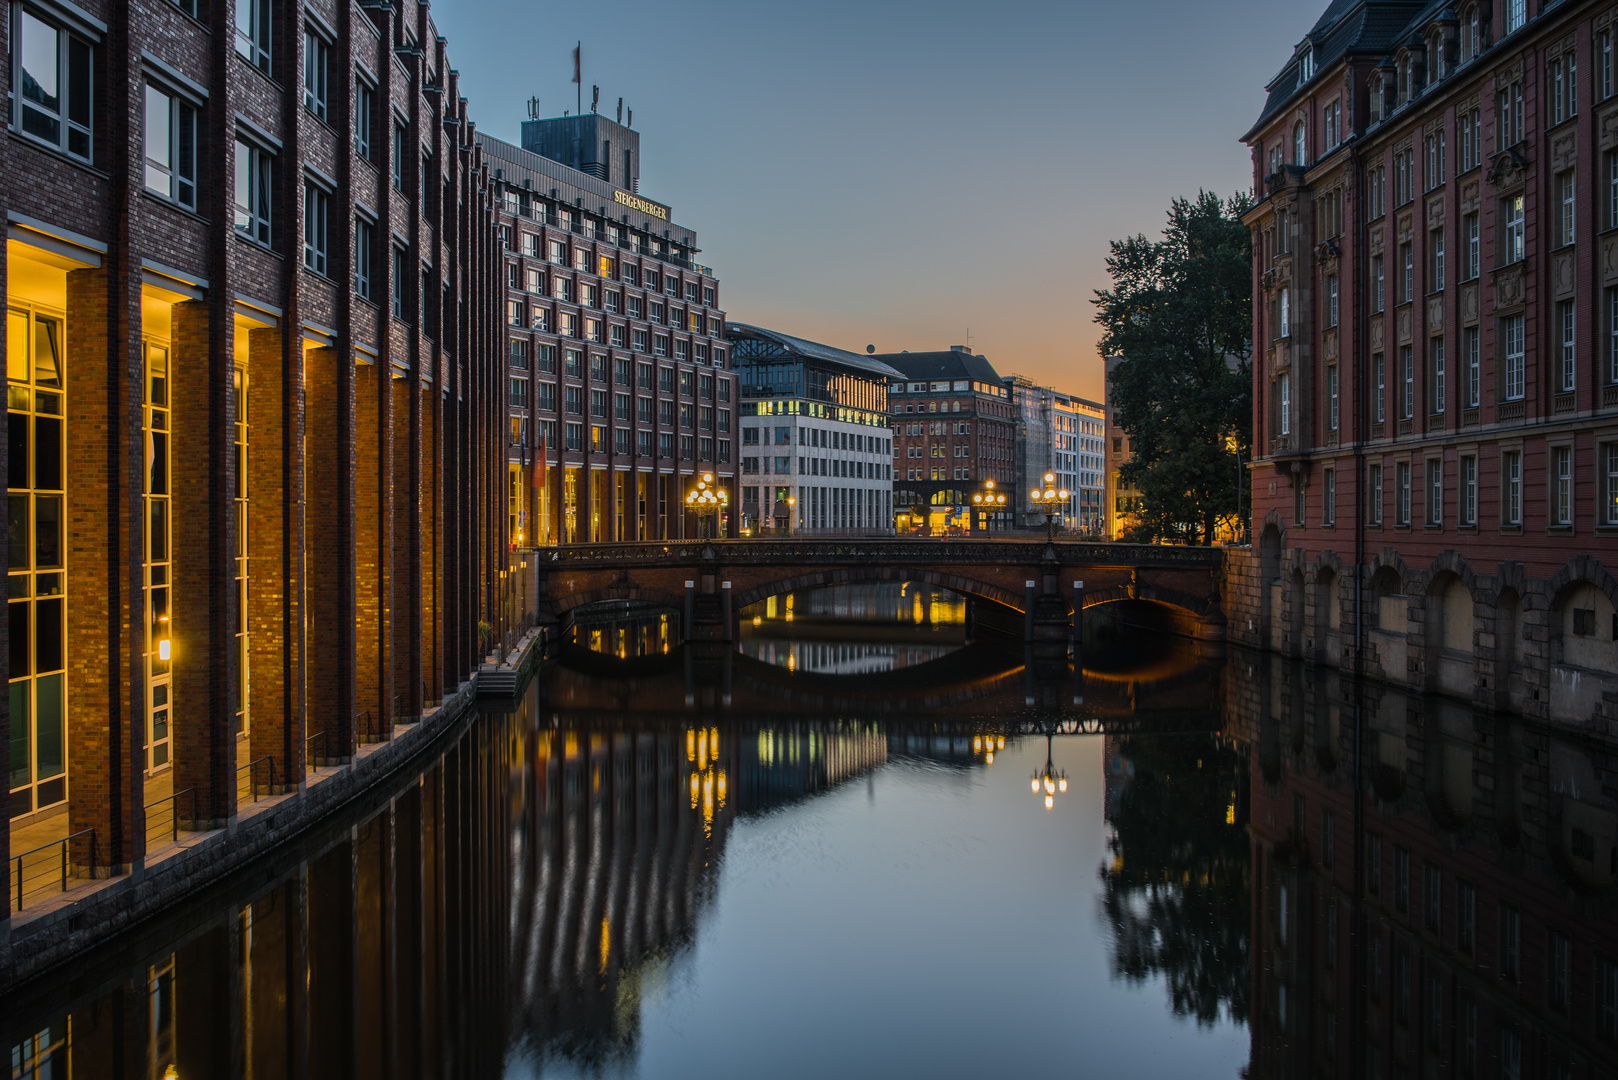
[1236,0,1618,725]
[2,0,506,905]
[481,119,735,545]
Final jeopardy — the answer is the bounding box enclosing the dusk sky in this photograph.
[433,0,1313,402]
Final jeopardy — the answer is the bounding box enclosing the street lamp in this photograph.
[1030,733,1067,811]
[971,478,1007,535]
[685,472,728,539]
[1029,472,1071,541]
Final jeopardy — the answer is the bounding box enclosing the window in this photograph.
[1424,864,1442,930]
[1398,461,1412,524]
[1368,834,1382,894]
[1555,300,1577,393]
[1428,458,1443,524]
[303,27,329,120]
[391,245,407,319]
[1606,444,1618,525]
[1279,288,1290,338]
[1431,337,1446,413]
[1557,171,1576,247]
[1372,256,1385,312]
[1293,120,1307,165]
[1428,229,1445,293]
[355,217,374,300]
[1324,468,1336,524]
[1503,450,1522,524]
[1464,212,1479,279]
[1550,49,1577,125]
[392,120,407,191]
[1460,106,1482,170]
[1328,364,1339,430]
[509,377,529,408]
[355,78,375,161]
[235,0,273,72]
[1551,932,1571,1012]
[13,12,94,161]
[1396,148,1414,204]
[1498,82,1524,149]
[144,85,198,208]
[1464,327,1480,407]
[1325,274,1338,326]
[1395,846,1411,911]
[1504,0,1525,32]
[1501,905,1522,981]
[1503,314,1525,400]
[1402,243,1414,302]
[1369,166,1386,218]
[234,139,273,245]
[1553,445,1573,525]
[1324,100,1341,150]
[1401,345,1415,418]
[1424,129,1446,189]
[1462,454,1477,524]
[303,181,328,275]
[1278,372,1291,436]
[1374,354,1386,424]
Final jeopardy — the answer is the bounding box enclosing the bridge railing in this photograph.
[538,538,1225,568]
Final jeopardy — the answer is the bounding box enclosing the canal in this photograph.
[5,584,1615,1078]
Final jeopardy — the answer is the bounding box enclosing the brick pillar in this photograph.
[355,363,385,741]
[306,346,354,760]
[391,374,418,719]
[421,386,440,704]
[170,300,238,825]
[65,266,142,870]
[247,328,300,788]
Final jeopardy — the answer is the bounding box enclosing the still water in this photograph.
[7,585,1617,1079]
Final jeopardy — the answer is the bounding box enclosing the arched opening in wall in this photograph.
[738,581,977,675]
[1426,573,1475,699]
[1288,569,1306,658]
[1259,523,1283,650]
[1496,588,1523,707]
[1493,716,1522,847]
[1548,580,1618,723]
[566,599,682,665]
[1423,699,1475,830]
[1315,567,1340,661]
[1373,730,1407,803]
[1314,692,1340,772]
[1369,567,1406,632]
[1287,658,1307,755]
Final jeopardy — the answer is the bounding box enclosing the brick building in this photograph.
[482,116,736,545]
[2,0,505,901]
[879,347,1017,534]
[1237,0,1618,724]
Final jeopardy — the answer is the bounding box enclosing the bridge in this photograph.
[519,539,1227,658]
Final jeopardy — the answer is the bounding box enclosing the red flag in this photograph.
[571,45,580,84]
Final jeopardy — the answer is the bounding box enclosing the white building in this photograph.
[730,324,899,536]
[1006,376,1106,535]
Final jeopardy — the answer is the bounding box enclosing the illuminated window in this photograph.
[143,341,173,771]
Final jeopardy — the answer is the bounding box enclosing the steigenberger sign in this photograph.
[613,190,669,220]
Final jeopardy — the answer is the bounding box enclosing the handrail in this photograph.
[356,709,375,744]
[144,787,197,847]
[237,755,275,803]
[12,827,96,911]
[304,729,330,772]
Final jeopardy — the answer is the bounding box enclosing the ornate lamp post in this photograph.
[685,472,728,539]
[1029,471,1070,541]
[971,478,1007,535]
[1030,733,1067,810]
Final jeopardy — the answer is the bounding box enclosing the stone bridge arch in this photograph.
[730,566,1024,614]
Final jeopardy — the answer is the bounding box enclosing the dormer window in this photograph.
[1299,46,1315,83]
[1503,0,1525,35]
[1398,56,1411,104]
[1461,6,1480,60]
[1268,144,1284,175]
[1370,73,1384,122]
[1429,34,1445,82]
[1294,120,1307,166]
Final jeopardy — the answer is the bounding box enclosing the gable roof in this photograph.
[869,350,1004,384]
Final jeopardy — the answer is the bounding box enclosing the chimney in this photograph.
[950,344,966,352]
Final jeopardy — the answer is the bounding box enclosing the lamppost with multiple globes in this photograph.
[1030,733,1067,810]
[1029,471,1070,541]
[685,472,728,539]
[971,478,1008,535]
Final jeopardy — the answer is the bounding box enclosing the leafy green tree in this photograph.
[1094,191,1252,544]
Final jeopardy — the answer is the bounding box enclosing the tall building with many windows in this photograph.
[879,348,1017,534]
[729,324,897,535]
[2,0,507,907]
[1237,0,1618,723]
[482,120,734,544]
[1004,374,1105,535]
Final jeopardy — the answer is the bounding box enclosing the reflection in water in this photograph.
[24,585,1612,1077]
[571,600,679,659]
[739,639,960,673]
[737,582,969,674]
[744,582,968,629]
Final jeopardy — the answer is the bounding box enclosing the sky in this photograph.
[432,0,1315,403]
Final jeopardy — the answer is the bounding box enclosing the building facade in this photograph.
[1005,374,1105,535]
[483,121,734,545]
[729,324,896,536]
[1104,355,1144,539]
[1239,0,1618,724]
[879,347,1017,535]
[2,0,505,904]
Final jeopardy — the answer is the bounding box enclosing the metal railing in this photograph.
[237,756,275,804]
[305,730,331,773]
[12,828,97,911]
[356,710,379,744]
[144,787,197,848]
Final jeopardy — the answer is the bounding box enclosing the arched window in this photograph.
[1370,73,1384,122]
[1294,120,1307,165]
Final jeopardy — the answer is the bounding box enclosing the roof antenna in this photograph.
[616,96,623,124]
[627,107,632,128]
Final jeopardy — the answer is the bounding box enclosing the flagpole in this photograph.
[576,41,581,116]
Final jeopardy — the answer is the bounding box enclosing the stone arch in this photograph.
[1315,549,1344,657]
[1259,515,1285,650]
[1424,551,1481,699]
[731,566,1024,615]
[556,587,690,617]
[1545,556,1618,669]
[1288,566,1307,659]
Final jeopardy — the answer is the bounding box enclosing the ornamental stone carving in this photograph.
[1427,295,1444,331]
[1426,196,1445,230]
[1604,234,1618,283]
[1602,105,1618,152]
[1324,332,1339,361]
[1553,250,1576,298]
[1370,227,1385,255]
[1460,179,1480,215]
[1397,211,1414,244]
[1371,316,1384,351]
[1461,283,1480,325]
[1495,265,1525,311]
[1397,306,1412,343]
[1494,59,1523,90]
[1551,130,1577,172]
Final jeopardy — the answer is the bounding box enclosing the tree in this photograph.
[1094,191,1252,545]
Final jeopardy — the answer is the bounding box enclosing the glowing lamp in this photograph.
[158,639,171,661]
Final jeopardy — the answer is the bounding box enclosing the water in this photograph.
[8,585,1616,1079]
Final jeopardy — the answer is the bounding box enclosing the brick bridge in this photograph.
[522,539,1227,656]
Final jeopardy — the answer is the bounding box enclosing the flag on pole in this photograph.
[572,44,580,84]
